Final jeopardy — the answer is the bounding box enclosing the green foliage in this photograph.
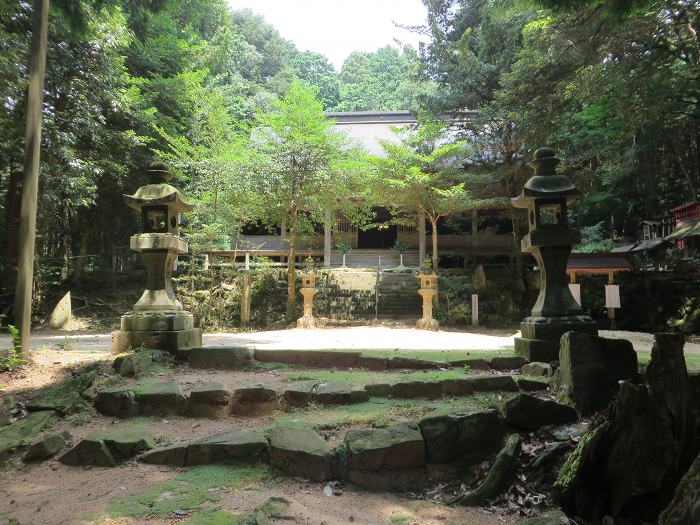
[391,239,409,254]
[575,222,614,253]
[335,241,353,254]
[0,326,23,372]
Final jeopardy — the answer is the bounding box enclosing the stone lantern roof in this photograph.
[123,162,194,213]
[512,148,580,208]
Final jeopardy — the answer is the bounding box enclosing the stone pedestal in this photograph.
[417,288,439,331]
[297,287,317,328]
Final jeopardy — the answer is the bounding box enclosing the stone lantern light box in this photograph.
[112,162,202,352]
[512,148,596,362]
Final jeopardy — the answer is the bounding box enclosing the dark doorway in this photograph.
[357,208,397,249]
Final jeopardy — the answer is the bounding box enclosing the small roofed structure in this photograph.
[665,201,700,251]
[567,252,632,280]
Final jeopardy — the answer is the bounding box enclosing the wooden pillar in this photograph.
[324,209,332,267]
[418,209,426,267]
[241,272,251,325]
[471,208,478,268]
[244,252,250,270]
[607,271,616,329]
[14,0,49,352]
[471,293,479,327]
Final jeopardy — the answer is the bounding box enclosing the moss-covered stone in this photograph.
[22,431,71,462]
[345,421,425,471]
[268,426,333,481]
[503,394,578,431]
[0,411,54,462]
[27,370,97,415]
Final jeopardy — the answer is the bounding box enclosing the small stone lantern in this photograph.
[417,272,439,330]
[112,162,202,352]
[297,271,318,328]
[512,148,596,361]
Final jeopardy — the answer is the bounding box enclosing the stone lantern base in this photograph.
[514,315,597,362]
[416,317,439,331]
[112,310,202,354]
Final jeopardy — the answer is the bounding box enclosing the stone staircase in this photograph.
[377,272,421,319]
[330,250,420,269]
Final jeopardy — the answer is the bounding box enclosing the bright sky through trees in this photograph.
[227,0,428,69]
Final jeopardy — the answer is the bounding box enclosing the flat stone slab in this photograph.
[448,358,490,371]
[134,381,186,416]
[231,384,277,415]
[489,356,528,371]
[391,381,443,399]
[141,429,268,466]
[387,356,441,370]
[517,378,550,392]
[521,362,554,377]
[188,382,231,418]
[283,380,320,407]
[314,382,352,405]
[364,383,392,397]
[345,422,425,471]
[470,375,518,392]
[419,409,504,464]
[94,386,138,418]
[27,370,96,415]
[503,394,578,431]
[188,346,252,369]
[440,378,475,396]
[268,427,333,481]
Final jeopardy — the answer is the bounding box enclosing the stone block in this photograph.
[186,430,267,465]
[516,317,597,362]
[27,370,96,415]
[440,378,474,397]
[555,331,638,415]
[111,328,202,354]
[350,388,370,404]
[357,356,388,370]
[503,394,578,431]
[94,386,138,418]
[470,375,518,392]
[59,439,117,467]
[391,381,443,399]
[296,351,360,368]
[345,422,425,471]
[419,409,505,464]
[314,382,352,405]
[490,356,528,371]
[449,359,491,371]
[140,443,187,466]
[517,378,550,392]
[231,384,277,415]
[188,346,252,369]
[268,427,333,481]
[387,356,441,370]
[23,431,71,462]
[188,382,231,418]
[134,381,186,416]
[282,380,319,407]
[364,383,392,397]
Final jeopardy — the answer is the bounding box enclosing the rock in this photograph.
[451,433,521,505]
[23,431,71,462]
[251,496,292,524]
[94,386,138,418]
[503,394,578,431]
[473,264,488,291]
[518,509,571,524]
[282,380,319,407]
[364,383,392,397]
[517,378,550,392]
[521,362,553,377]
[345,422,425,471]
[549,423,588,442]
[188,382,230,418]
[49,291,72,329]
[357,356,388,370]
[556,332,638,415]
[140,443,187,466]
[471,375,518,392]
[490,356,528,371]
[186,430,267,465]
[59,439,117,467]
[61,425,153,467]
[350,388,370,404]
[391,380,443,399]
[0,411,54,462]
[440,378,474,396]
[419,409,505,464]
[113,355,138,377]
[231,384,277,415]
[188,346,252,369]
[387,356,440,370]
[659,452,700,525]
[313,382,352,405]
[268,427,333,481]
[134,381,186,416]
[27,370,96,415]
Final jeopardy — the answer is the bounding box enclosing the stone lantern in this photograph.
[512,148,596,362]
[112,162,202,352]
[417,272,439,330]
[297,271,318,328]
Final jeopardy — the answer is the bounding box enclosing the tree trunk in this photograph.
[14,0,49,352]
[2,169,23,293]
[73,217,94,283]
[430,217,438,272]
[286,209,298,319]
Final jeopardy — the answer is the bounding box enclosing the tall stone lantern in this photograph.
[297,271,318,328]
[512,148,596,362]
[112,162,202,352]
[417,273,439,330]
